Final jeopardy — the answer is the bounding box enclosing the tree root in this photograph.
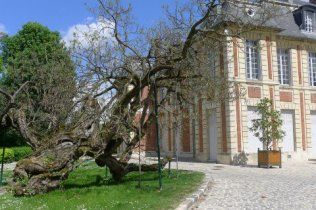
[95,154,168,181]
[12,143,82,196]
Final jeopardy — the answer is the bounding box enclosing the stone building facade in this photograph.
[143,0,316,165]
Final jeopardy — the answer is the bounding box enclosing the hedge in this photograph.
[0,147,33,163]
[0,148,15,163]
[11,147,33,161]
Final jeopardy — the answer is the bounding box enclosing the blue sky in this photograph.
[0,0,176,36]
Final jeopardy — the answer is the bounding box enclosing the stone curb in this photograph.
[175,174,212,210]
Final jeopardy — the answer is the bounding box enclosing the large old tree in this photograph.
[0,0,281,195]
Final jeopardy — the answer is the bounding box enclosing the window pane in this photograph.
[246,40,259,79]
[305,11,313,32]
[277,49,291,85]
[309,52,316,86]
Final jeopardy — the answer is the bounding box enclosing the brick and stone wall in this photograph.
[142,21,316,164]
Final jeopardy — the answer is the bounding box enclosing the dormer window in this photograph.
[294,5,316,34]
[304,11,314,32]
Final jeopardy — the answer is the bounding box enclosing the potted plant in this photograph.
[250,98,285,168]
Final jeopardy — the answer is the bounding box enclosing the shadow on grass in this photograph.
[62,166,191,192]
[63,176,159,190]
[62,171,166,190]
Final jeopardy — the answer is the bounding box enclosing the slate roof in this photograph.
[294,0,315,6]
[216,0,316,41]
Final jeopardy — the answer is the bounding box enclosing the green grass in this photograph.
[0,162,204,210]
[2,170,12,180]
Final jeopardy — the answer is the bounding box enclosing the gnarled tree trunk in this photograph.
[12,138,83,196]
[95,154,168,182]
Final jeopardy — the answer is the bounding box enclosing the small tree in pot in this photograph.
[250,98,285,168]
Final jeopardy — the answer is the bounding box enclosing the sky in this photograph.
[0,0,177,39]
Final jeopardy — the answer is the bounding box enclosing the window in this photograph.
[245,40,260,80]
[304,11,316,33]
[277,49,291,85]
[309,52,316,86]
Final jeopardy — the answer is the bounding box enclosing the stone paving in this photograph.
[171,160,316,210]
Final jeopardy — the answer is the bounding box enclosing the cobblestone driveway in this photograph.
[173,161,316,210]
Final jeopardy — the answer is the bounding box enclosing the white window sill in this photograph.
[279,84,292,89]
[246,79,262,84]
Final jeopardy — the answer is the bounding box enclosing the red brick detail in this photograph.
[300,92,306,151]
[269,87,276,149]
[198,98,204,152]
[168,112,172,151]
[235,86,242,152]
[280,91,293,102]
[144,99,157,152]
[233,37,239,77]
[297,45,303,85]
[141,86,149,101]
[221,102,228,153]
[182,108,191,152]
[266,37,273,80]
[134,112,141,126]
[145,121,156,151]
[220,47,227,153]
[220,50,225,75]
[311,94,316,103]
[248,86,261,98]
[269,87,274,104]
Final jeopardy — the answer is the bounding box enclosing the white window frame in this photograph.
[304,11,315,33]
[277,49,291,85]
[245,40,260,80]
[309,52,316,87]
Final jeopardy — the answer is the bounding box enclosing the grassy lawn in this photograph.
[0,162,204,210]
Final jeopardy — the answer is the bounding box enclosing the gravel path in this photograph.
[2,162,16,171]
[171,161,316,210]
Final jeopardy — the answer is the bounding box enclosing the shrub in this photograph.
[250,98,285,149]
[11,147,33,161]
[0,148,15,163]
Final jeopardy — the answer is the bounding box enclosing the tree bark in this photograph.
[95,154,168,182]
[12,140,83,196]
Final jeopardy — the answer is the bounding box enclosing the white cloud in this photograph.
[62,17,114,49]
[0,23,6,33]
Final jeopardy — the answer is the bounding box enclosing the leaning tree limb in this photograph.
[0,81,29,126]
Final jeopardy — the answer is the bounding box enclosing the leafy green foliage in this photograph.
[0,148,14,163]
[11,147,32,161]
[250,98,285,150]
[0,147,32,163]
[1,22,74,86]
[0,162,204,209]
[0,22,77,136]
